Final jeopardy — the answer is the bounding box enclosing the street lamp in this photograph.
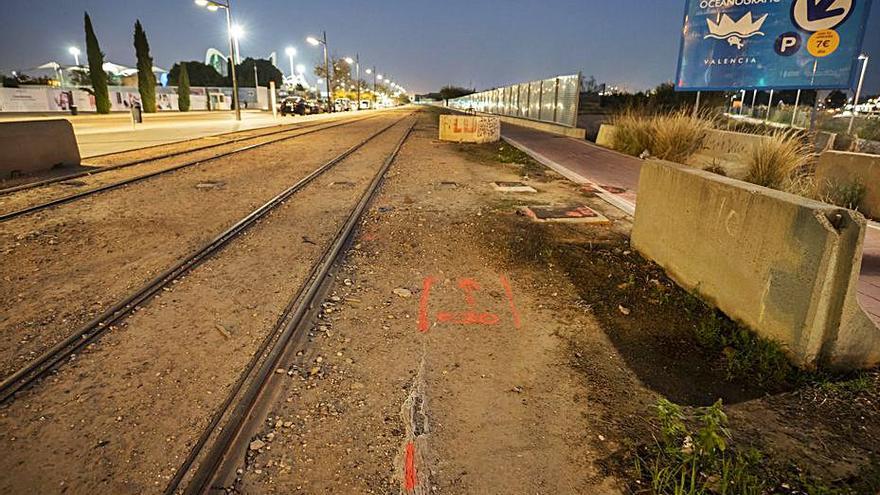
[848,53,870,135]
[307,32,332,112]
[285,46,296,80]
[344,54,360,109]
[194,0,240,121]
[68,46,81,66]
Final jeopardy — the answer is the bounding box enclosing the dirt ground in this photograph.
[0,114,415,494]
[1,108,877,494]
[232,109,879,494]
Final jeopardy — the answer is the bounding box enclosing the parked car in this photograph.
[304,99,322,115]
[334,98,353,112]
[359,100,371,110]
[280,96,306,116]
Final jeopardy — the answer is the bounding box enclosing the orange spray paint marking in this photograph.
[457,278,481,307]
[499,274,521,328]
[418,277,436,333]
[404,441,417,491]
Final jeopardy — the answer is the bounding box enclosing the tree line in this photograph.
[81,12,284,114]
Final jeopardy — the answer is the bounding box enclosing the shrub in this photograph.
[744,130,811,190]
[610,110,654,157]
[821,178,866,211]
[610,110,711,163]
[650,111,712,163]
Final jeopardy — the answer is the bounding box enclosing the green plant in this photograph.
[133,20,156,113]
[84,12,110,114]
[821,179,866,211]
[744,130,811,190]
[177,63,191,112]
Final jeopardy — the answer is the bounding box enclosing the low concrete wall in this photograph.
[447,107,586,139]
[439,115,500,143]
[595,124,616,148]
[0,119,80,178]
[632,159,879,369]
[815,151,880,220]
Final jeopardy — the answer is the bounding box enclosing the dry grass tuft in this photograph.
[609,110,711,163]
[744,131,811,191]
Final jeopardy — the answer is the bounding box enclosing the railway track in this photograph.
[0,112,381,222]
[0,113,369,197]
[0,112,413,404]
[163,118,414,495]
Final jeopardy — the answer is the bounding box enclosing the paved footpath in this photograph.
[502,122,880,327]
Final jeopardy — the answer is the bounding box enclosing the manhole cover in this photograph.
[520,205,610,224]
[492,181,537,193]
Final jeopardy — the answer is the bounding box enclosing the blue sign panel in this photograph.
[675,0,872,91]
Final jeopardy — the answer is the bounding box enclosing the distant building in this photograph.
[205,48,228,77]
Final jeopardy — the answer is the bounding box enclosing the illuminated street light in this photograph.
[344,54,361,108]
[68,46,81,66]
[194,0,241,120]
[285,46,297,79]
[306,32,332,112]
[849,53,870,135]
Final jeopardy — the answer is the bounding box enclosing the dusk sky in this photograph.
[1,0,878,94]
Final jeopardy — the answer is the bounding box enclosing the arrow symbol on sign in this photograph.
[807,0,846,21]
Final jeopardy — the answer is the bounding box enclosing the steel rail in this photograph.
[0,113,382,222]
[167,119,414,495]
[0,114,411,404]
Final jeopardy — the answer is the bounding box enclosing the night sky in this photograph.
[1,0,878,94]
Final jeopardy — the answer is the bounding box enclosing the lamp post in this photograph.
[307,32,331,112]
[68,46,81,66]
[194,0,240,121]
[848,53,870,135]
[345,54,360,109]
[285,46,296,81]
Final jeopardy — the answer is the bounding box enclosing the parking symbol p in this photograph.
[774,32,802,56]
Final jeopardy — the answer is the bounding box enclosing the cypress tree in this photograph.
[133,20,156,113]
[178,63,191,112]
[84,12,110,114]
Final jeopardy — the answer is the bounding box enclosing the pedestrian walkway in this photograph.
[502,122,880,327]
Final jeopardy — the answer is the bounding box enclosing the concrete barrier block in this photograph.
[439,115,500,143]
[815,151,880,220]
[0,119,80,179]
[595,124,616,148]
[632,159,878,369]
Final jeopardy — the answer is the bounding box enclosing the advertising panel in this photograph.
[675,0,872,90]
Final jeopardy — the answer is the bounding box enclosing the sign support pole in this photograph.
[765,89,774,121]
[692,91,701,118]
[791,89,801,127]
[750,90,757,117]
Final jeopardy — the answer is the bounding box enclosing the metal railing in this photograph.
[447,73,581,128]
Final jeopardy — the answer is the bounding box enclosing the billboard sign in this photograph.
[675,0,872,90]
